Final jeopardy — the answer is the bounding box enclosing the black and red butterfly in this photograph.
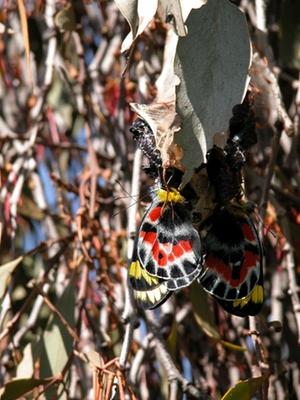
[129,182,203,309]
[129,119,203,309]
[198,97,264,317]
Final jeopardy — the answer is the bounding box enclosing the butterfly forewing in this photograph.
[137,188,203,290]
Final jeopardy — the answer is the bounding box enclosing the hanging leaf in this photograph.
[221,376,269,400]
[190,283,246,352]
[175,0,251,184]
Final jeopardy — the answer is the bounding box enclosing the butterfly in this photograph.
[129,182,203,309]
[198,97,264,317]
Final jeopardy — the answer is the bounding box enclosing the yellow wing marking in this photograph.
[129,260,159,285]
[233,285,264,309]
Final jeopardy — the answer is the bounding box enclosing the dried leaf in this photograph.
[175,0,251,184]
[130,101,182,168]
[155,29,180,103]
[115,0,158,52]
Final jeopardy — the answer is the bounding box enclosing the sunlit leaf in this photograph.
[221,376,268,400]
[16,343,34,379]
[175,0,251,184]
[0,257,23,300]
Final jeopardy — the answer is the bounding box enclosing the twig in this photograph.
[169,380,179,400]
[146,312,209,399]
[258,124,282,238]
[35,286,80,343]
[280,217,300,343]
[119,149,143,369]
[129,333,152,385]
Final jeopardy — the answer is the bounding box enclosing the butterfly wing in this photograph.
[137,189,203,290]
[129,259,171,310]
[199,206,261,301]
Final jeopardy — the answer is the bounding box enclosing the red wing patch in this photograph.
[148,206,163,222]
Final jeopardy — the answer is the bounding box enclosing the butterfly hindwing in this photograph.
[137,188,203,290]
[129,259,171,310]
[199,205,261,301]
[216,256,264,317]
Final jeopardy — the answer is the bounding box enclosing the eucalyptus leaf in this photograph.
[175,0,251,183]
